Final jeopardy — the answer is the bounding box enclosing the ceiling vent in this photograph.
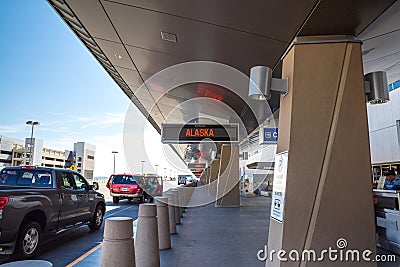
[161,31,177,43]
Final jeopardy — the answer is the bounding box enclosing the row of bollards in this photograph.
[100,183,196,267]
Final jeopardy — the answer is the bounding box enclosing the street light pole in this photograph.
[26,121,39,165]
[141,160,146,174]
[112,151,118,174]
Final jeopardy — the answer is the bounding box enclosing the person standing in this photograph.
[384,170,400,190]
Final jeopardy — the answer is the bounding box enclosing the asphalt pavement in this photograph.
[0,181,179,267]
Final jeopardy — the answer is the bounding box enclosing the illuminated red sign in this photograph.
[185,128,215,137]
[197,83,224,102]
[161,124,239,143]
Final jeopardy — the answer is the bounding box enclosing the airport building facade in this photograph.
[0,135,95,179]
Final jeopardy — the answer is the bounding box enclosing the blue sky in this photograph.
[0,0,188,177]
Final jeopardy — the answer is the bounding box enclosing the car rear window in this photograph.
[0,169,53,188]
[112,175,138,185]
[0,169,18,186]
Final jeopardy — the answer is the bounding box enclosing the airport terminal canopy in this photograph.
[48,0,400,138]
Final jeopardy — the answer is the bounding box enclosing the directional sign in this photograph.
[162,124,239,144]
[259,127,278,144]
[188,163,207,169]
[188,163,207,173]
[271,151,288,223]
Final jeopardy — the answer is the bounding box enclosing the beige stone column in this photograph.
[171,190,181,224]
[155,197,171,250]
[178,188,183,217]
[165,192,177,234]
[209,159,220,196]
[266,39,376,267]
[181,187,187,213]
[135,204,160,267]
[205,168,211,194]
[216,145,240,207]
[101,217,135,267]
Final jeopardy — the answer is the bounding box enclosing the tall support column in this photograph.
[209,159,220,196]
[205,168,211,195]
[266,39,376,266]
[216,145,240,207]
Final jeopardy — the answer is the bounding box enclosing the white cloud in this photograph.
[1,109,190,179]
[43,136,82,151]
[39,126,81,135]
[71,116,93,122]
[0,125,24,134]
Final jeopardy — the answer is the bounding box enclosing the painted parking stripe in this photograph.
[65,243,102,267]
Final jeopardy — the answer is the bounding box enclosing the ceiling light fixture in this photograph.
[364,71,390,104]
[161,31,177,43]
[248,66,288,100]
[114,54,122,59]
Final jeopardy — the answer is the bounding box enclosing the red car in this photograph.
[106,174,144,204]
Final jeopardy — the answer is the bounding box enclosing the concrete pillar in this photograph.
[165,192,177,234]
[172,190,181,224]
[183,186,192,209]
[266,39,376,267]
[207,167,212,195]
[155,197,171,250]
[135,204,160,267]
[178,188,184,217]
[181,187,187,213]
[101,217,135,267]
[216,145,240,207]
[209,159,220,196]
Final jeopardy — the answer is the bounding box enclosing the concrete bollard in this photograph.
[155,197,171,249]
[182,187,187,212]
[100,217,135,267]
[172,190,181,224]
[135,204,160,267]
[178,188,184,217]
[180,188,186,213]
[165,192,177,234]
[189,184,195,199]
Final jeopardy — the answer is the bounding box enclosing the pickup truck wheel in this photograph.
[17,221,41,259]
[89,205,104,231]
[113,196,119,204]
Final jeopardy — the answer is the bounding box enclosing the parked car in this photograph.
[106,174,145,204]
[0,166,105,259]
[178,175,188,185]
[106,174,163,204]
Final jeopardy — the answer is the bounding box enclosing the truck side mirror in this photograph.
[93,182,99,190]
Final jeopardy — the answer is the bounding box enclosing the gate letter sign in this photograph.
[259,127,278,144]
